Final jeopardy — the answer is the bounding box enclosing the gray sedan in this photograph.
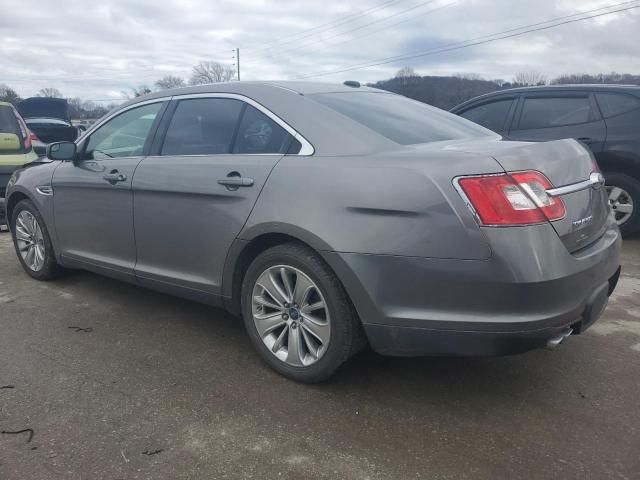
[5,82,621,382]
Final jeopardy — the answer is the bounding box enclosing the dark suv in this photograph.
[451,85,640,235]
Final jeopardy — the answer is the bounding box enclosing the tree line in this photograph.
[371,68,640,110]
[0,61,236,119]
[2,64,639,119]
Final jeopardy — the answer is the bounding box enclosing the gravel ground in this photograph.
[0,231,639,479]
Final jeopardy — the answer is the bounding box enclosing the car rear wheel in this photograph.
[604,172,640,236]
[241,243,364,383]
[11,199,63,280]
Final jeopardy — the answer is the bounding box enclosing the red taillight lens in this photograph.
[27,131,39,148]
[457,171,565,226]
[14,114,34,150]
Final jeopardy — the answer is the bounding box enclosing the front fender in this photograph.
[5,161,60,257]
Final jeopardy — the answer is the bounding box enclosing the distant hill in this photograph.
[369,76,504,110]
[370,72,640,111]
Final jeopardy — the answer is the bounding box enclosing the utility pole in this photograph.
[235,48,240,81]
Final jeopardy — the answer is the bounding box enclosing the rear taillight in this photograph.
[26,131,39,149]
[457,171,566,226]
[14,114,34,150]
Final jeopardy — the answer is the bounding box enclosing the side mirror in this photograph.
[47,141,77,161]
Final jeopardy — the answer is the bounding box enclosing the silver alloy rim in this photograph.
[252,265,330,367]
[15,211,46,272]
[606,185,634,226]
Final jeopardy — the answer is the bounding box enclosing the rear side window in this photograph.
[596,92,640,118]
[233,105,292,154]
[161,98,243,155]
[459,99,514,132]
[518,97,592,129]
[311,92,492,145]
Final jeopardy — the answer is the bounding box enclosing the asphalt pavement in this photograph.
[0,231,639,479]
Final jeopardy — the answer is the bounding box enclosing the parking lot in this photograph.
[0,230,638,479]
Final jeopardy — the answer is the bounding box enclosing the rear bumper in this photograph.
[364,271,618,356]
[323,218,621,356]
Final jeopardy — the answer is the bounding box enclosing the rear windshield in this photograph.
[310,92,493,145]
[0,106,19,134]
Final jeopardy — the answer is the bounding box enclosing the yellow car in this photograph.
[1,101,38,224]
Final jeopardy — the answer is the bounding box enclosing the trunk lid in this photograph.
[16,97,71,122]
[447,138,610,252]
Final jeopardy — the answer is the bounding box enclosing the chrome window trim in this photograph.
[169,92,315,156]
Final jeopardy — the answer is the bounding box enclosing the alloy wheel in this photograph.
[251,265,331,367]
[15,210,46,272]
[606,185,634,226]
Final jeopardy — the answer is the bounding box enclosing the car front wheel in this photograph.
[241,243,363,383]
[11,199,63,280]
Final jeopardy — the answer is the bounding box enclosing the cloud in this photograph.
[1,0,638,101]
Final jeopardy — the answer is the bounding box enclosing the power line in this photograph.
[242,0,407,55]
[267,0,461,61]
[295,1,640,79]
[244,0,441,60]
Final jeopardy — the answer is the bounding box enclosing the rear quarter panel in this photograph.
[241,148,503,260]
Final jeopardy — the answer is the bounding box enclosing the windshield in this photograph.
[310,91,494,145]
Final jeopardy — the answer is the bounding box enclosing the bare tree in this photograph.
[38,87,63,98]
[513,70,547,86]
[122,85,152,99]
[189,61,236,85]
[395,66,418,78]
[155,75,186,90]
[0,84,21,105]
[455,73,482,81]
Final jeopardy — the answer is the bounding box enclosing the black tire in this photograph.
[10,199,64,280]
[241,242,364,383]
[604,172,640,237]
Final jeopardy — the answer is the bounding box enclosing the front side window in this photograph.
[596,92,640,118]
[310,92,493,145]
[460,99,514,132]
[83,103,162,160]
[518,97,592,130]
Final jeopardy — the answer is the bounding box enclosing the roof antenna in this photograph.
[343,80,360,88]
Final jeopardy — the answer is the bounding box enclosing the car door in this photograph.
[132,95,302,301]
[457,96,517,135]
[508,92,607,153]
[52,100,167,280]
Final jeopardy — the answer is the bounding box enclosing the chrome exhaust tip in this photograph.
[546,328,573,349]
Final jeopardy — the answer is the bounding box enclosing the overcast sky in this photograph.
[1,0,639,102]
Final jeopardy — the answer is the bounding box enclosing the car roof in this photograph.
[118,81,382,107]
[451,84,640,111]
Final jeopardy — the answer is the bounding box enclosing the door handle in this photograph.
[103,171,127,184]
[217,177,254,187]
[218,172,254,191]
